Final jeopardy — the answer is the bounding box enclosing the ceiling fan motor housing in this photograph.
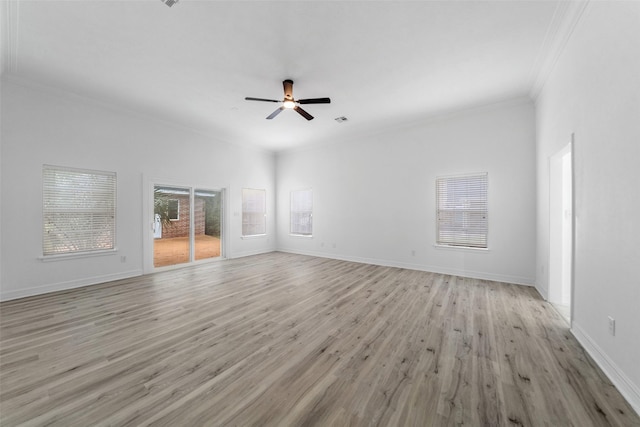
[283,79,294,100]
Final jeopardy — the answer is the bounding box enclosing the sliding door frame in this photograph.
[143,176,228,274]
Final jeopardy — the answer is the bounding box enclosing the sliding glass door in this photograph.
[153,185,223,268]
[194,189,222,261]
[153,186,191,268]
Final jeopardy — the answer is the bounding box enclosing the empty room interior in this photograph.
[1,1,639,425]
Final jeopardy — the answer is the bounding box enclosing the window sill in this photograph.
[39,248,118,262]
[241,234,267,240]
[433,244,490,253]
[290,234,313,238]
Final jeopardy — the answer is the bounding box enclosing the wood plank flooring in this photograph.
[0,252,638,426]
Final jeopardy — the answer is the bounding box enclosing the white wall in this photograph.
[277,99,536,285]
[0,77,276,301]
[535,1,640,412]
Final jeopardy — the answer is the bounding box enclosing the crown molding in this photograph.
[3,74,276,155]
[278,95,533,155]
[529,1,590,100]
[1,0,20,75]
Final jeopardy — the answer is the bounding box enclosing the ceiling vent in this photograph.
[334,116,348,123]
[160,0,179,7]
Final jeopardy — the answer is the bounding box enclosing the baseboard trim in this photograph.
[276,248,534,286]
[229,248,277,259]
[571,322,640,416]
[0,249,277,302]
[535,282,549,300]
[0,269,143,302]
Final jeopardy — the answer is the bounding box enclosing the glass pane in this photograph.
[436,174,487,248]
[195,189,222,261]
[290,189,312,235]
[242,188,266,236]
[43,165,116,255]
[154,186,191,267]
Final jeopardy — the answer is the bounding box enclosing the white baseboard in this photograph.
[0,249,276,302]
[535,282,549,300]
[571,322,640,416]
[276,248,535,286]
[229,248,276,259]
[0,269,143,302]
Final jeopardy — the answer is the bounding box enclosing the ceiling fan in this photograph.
[245,79,330,121]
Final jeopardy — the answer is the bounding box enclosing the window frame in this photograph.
[42,164,117,259]
[167,199,180,221]
[290,188,313,237]
[241,188,267,238]
[435,172,488,250]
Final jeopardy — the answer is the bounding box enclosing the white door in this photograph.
[549,141,573,323]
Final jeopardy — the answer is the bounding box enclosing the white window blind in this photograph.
[436,173,488,248]
[242,188,266,236]
[43,165,116,256]
[290,189,313,236]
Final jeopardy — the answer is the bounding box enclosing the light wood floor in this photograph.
[0,252,638,426]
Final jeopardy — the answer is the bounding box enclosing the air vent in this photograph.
[160,0,179,7]
[334,116,348,123]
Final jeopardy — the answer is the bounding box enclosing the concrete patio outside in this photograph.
[153,235,221,267]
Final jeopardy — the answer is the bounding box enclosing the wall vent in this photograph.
[160,0,179,7]
[334,116,348,123]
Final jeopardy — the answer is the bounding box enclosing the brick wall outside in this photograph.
[194,198,205,235]
[161,196,205,238]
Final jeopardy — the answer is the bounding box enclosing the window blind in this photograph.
[290,189,313,236]
[242,188,266,236]
[436,173,488,248]
[43,165,116,256]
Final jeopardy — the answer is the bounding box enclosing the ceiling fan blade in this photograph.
[294,106,314,121]
[298,97,331,104]
[245,97,281,103]
[266,106,285,120]
[283,79,294,100]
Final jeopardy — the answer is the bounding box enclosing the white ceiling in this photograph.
[2,0,570,151]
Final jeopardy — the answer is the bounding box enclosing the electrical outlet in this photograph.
[120,256,126,263]
[608,316,615,336]
[411,250,416,256]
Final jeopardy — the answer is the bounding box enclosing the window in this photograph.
[290,189,313,236]
[242,188,266,236]
[167,199,179,221]
[43,165,116,256]
[436,173,488,248]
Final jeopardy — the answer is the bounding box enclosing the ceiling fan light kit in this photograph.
[245,79,331,121]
